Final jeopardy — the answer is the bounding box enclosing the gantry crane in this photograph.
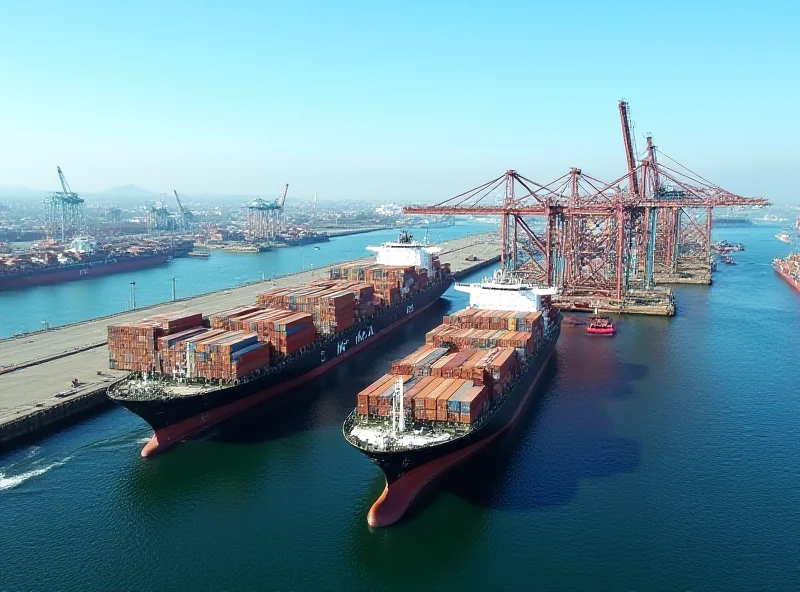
[403,102,770,312]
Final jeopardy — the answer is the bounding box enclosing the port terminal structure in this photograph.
[404,101,770,315]
[0,233,500,451]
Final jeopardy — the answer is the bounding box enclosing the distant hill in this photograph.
[95,184,156,198]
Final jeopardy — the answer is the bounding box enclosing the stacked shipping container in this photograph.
[108,312,205,373]
[354,308,542,427]
[255,283,357,335]
[108,256,448,381]
[210,306,316,355]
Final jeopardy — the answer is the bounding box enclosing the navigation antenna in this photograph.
[392,377,405,437]
[312,190,318,221]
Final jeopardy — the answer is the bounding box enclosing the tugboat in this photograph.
[586,309,615,336]
[723,255,737,265]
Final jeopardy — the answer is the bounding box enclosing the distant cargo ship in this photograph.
[773,254,800,293]
[713,218,753,226]
[107,231,452,457]
[278,233,330,247]
[418,215,455,229]
[0,237,191,291]
[344,271,561,527]
[399,215,456,230]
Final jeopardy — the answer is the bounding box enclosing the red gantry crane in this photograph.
[403,102,770,314]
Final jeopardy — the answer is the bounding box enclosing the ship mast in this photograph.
[392,377,405,437]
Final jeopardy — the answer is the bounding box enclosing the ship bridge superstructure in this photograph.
[455,270,557,312]
[366,230,441,270]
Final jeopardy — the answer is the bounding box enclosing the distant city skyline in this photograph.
[1,1,797,204]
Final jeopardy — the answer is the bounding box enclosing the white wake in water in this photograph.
[0,457,72,492]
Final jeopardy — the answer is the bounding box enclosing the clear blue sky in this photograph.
[1,0,797,203]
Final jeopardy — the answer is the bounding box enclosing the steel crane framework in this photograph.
[404,102,770,303]
[44,166,85,241]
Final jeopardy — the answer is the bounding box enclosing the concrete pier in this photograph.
[0,232,501,450]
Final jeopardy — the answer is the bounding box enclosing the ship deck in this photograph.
[348,417,468,452]
[110,378,214,401]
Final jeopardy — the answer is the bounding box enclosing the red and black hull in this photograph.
[0,254,171,291]
[345,314,561,527]
[775,264,800,294]
[110,280,451,457]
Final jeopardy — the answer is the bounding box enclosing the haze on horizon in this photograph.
[1,1,797,204]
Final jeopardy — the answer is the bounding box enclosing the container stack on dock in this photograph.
[355,307,540,427]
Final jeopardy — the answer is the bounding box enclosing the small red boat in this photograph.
[587,311,615,336]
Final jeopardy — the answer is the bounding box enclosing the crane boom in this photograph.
[172,190,190,231]
[278,184,289,208]
[173,189,185,214]
[618,101,639,196]
[57,166,72,194]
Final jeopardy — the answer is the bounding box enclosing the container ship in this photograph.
[106,231,452,457]
[343,271,562,527]
[0,237,192,291]
[773,254,800,293]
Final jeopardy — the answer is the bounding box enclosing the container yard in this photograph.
[0,233,499,449]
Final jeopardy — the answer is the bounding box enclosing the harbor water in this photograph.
[0,223,494,338]
[1,225,799,591]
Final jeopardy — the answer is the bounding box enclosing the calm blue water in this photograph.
[0,223,492,338]
[0,224,799,591]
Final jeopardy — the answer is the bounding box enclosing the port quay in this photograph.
[0,233,501,449]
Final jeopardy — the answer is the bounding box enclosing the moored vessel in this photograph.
[343,271,561,527]
[586,311,615,336]
[107,232,452,457]
[0,237,191,291]
[773,254,800,293]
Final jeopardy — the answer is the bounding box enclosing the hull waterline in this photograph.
[138,294,446,457]
[0,254,171,291]
[775,266,800,293]
[363,321,559,527]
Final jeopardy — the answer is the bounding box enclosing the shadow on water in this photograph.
[342,329,646,588]
[448,330,644,512]
[121,441,271,512]
[208,300,451,446]
[119,300,455,510]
